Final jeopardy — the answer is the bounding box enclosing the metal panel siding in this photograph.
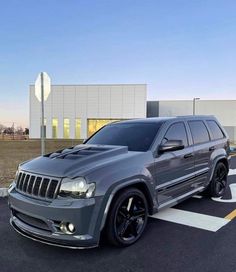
[63,85,75,118]
[87,86,99,118]
[158,100,236,143]
[75,86,87,117]
[98,86,111,118]
[122,85,135,118]
[159,101,193,116]
[134,86,147,117]
[196,100,236,127]
[29,86,40,138]
[224,126,235,142]
[110,86,123,118]
[147,101,159,117]
[29,84,147,139]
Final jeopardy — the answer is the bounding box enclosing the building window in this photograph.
[75,118,81,139]
[52,118,58,139]
[64,118,70,139]
[87,119,120,137]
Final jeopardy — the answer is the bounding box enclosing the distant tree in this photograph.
[24,128,29,135]
[4,127,14,135]
[0,124,5,134]
[15,126,23,135]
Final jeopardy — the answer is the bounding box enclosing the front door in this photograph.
[154,122,195,206]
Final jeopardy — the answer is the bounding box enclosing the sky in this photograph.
[1,0,236,128]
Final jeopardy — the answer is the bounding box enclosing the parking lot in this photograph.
[1,156,236,272]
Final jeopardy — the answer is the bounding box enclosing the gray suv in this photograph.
[8,116,231,248]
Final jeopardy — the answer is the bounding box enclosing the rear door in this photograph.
[154,121,195,205]
[187,120,212,186]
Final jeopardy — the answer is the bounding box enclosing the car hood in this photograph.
[19,144,143,178]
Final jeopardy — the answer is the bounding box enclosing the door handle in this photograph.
[184,153,194,159]
[209,146,215,151]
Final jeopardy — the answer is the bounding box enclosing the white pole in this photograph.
[41,72,45,155]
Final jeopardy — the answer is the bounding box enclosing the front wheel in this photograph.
[105,188,148,247]
[207,162,228,197]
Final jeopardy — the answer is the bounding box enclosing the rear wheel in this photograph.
[208,162,228,197]
[105,188,148,247]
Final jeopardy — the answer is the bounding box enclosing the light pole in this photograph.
[193,97,200,115]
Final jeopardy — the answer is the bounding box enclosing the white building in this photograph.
[147,100,236,143]
[29,84,147,139]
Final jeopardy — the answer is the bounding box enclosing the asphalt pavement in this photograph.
[1,157,236,272]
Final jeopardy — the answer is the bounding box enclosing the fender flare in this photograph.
[209,156,229,181]
[99,179,154,231]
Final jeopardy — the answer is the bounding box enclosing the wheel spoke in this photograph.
[118,209,127,218]
[132,208,146,219]
[127,197,133,212]
[129,221,138,237]
[117,220,130,236]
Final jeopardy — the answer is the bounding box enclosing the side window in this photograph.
[162,122,188,147]
[188,121,210,144]
[206,120,225,140]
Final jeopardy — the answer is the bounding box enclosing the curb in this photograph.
[0,188,8,197]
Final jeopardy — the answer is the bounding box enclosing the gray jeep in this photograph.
[8,116,231,248]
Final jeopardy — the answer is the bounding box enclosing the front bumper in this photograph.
[8,186,104,249]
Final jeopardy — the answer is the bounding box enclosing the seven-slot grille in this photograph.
[16,171,61,200]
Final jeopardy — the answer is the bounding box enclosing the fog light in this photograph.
[68,223,75,233]
[60,222,75,234]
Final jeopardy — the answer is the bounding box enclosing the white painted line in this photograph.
[0,188,8,197]
[192,195,203,199]
[150,208,230,232]
[229,169,236,176]
[212,183,236,203]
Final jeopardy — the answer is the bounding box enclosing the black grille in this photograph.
[16,171,60,200]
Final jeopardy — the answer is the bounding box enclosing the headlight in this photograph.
[59,177,95,199]
[15,169,19,181]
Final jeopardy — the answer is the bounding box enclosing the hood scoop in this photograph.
[44,144,128,161]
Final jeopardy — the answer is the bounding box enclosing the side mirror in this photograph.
[159,140,184,154]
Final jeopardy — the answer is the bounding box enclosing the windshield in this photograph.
[85,122,162,152]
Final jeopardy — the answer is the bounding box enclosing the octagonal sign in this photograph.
[35,72,51,102]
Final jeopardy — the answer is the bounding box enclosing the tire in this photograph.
[105,188,148,247]
[207,162,228,197]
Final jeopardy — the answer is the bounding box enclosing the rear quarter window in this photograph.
[206,120,225,140]
[188,120,210,144]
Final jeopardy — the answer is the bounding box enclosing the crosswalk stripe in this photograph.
[150,208,230,232]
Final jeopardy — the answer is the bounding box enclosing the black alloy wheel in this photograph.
[209,162,228,197]
[106,188,148,246]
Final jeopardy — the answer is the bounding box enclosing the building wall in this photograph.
[146,101,159,117]
[29,84,147,139]
[157,100,236,143]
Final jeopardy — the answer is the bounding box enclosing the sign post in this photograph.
[35,72,51,155]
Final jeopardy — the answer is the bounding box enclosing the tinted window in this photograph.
[162,122,188,146]
[188,121,210,144]
[207,120,224,140]
[86,122,163,152]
